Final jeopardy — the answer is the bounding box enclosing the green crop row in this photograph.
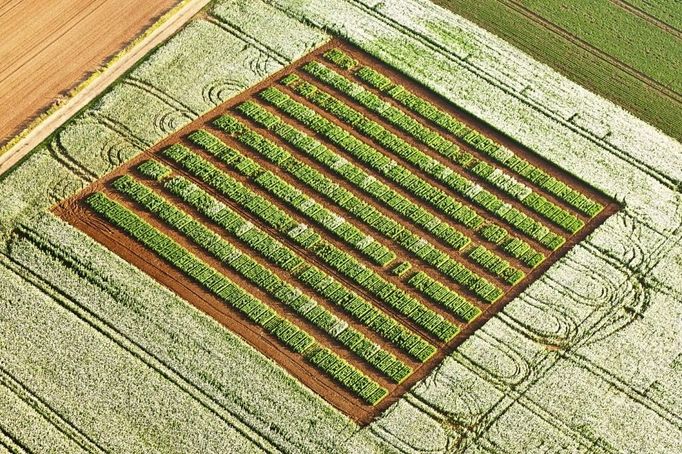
[293,265,435,362]
[322,48,358,70]
[321,49,604,218]
[256,86,546,268]
[304,344,387,405]
[471,161,584,234]
[277,76,567,252]
[503,158,603,218]
[310,240,460,341]
[112,173,413,384]
[391,261,411,277]
[468,245,524,285]
[223,106,471,252]
[136,159,172,181]
[156,151,434,364]
[407,272,481,322]
[85,191,387,404]
[218,111,502,308]
[187,130,396,267]
[303,60,585,234]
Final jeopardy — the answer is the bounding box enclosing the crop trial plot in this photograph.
[55,40,617,424]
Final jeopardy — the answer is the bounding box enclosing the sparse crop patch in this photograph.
[54,40,616,424]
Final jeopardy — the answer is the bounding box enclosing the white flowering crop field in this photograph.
[0,0,680,452]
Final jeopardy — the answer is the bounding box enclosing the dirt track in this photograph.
[0,0,180,145]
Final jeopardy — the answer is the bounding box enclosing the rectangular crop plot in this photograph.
[54,40,617,424]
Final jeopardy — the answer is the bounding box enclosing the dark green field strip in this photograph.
[275,77,570,251]
[300,61,587,234]
[431,0,682,140]
[85,191,389,405]
[516,0,682,94]
[215,111,512,302]
[223,104,529,289]
[621,0,682,31]
[112,173,413,384]
[160,141,460,344]
[140,159,436,364]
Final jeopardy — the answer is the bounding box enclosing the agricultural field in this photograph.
[0,0,680,452]
[0,0,181,146]
[54,42,614,422]
[433,0,682,140]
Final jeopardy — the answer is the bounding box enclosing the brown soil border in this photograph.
[53,38,618,425]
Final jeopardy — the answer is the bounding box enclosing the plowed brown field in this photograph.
[0,0,179,145]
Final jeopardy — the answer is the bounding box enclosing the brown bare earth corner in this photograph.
[54,40,617,424]
[0,0,180,145]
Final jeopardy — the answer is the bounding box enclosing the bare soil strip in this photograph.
[0,0,179,144]
[54,39,617,424]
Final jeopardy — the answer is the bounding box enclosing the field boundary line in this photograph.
[0,254,280,454]
[0,0,212,178]
[0,363,106,454]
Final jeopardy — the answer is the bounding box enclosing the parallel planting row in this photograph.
[72,43,609,421]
